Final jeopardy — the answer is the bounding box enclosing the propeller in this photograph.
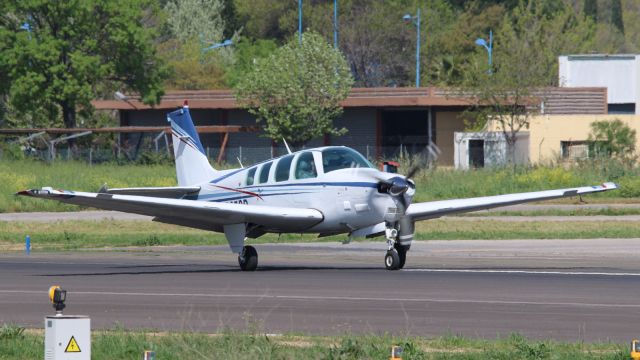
[375,158,431,248]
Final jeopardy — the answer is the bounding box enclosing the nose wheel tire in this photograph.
[238,245,258,271]
[385,249,401,270]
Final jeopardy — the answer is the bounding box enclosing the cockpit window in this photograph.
[246,167,257,185]
[295,152,317,179]
[258,162,272,183]
[322,148,374,173]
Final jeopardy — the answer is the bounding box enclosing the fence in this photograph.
[4,142,440,168]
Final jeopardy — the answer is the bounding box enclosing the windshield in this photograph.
[321,148,374,173]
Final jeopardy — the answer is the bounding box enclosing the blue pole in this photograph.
[298,0,302,45]
[488,29,493,69]
[415,9,421,88]
[333,0,338,48]
[25,235,30,255]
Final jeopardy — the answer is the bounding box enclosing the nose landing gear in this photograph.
[384,227,407,270]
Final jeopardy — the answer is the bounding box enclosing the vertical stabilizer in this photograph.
[167,102,217,186]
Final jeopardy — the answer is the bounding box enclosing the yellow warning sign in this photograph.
[64,336,81,353]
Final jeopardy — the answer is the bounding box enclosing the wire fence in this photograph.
[4,143,441,168]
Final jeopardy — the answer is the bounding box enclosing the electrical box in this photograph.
[44,315,90,360]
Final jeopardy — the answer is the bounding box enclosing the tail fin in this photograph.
[167,102,217,186]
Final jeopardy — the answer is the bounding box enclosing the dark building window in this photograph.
[607,103,635,114]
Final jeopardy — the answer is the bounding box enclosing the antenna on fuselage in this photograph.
[237,157,244,168]
[282,138,292,154]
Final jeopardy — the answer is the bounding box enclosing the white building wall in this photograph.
[558,54,640,113]
[454,132,529,170]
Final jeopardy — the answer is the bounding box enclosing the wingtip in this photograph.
[16,189,33,196]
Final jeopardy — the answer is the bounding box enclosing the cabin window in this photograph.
[258,162,272,183]
[275,155,294,182]
[295,152,317,179]
[322,148,374,173]
[246,167,257,185]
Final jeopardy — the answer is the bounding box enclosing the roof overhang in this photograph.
[92,87,474,110]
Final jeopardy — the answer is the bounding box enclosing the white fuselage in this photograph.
[193,147,402,234]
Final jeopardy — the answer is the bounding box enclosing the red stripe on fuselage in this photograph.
[207,184,263,201]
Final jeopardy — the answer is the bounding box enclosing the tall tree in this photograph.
[164,0,225,43]
[611,0,624,35]
[583,0,597,21]
[0,0,166,128]
[234,32,354,146]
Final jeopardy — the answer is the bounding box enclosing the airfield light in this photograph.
[402,9,421,87]
[632,340,640,360]
[48,285,67,315]
[390,345,403,360]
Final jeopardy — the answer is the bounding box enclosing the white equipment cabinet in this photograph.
[44,315,90,360]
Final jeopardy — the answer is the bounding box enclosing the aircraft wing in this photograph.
[406,182,618,222]
[103,186,200,199]
[17,188,323,231]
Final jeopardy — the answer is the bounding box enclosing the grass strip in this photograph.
[1,219,638,251]
[0,324,627,360]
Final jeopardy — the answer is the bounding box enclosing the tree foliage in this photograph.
[164,0,225,43]
[234,32,353,146]
[461,0,595,162]
[588,119,637,160]
[583,0,597,21]
[0,0,166,128]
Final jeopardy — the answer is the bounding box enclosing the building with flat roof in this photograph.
[93,86,607,166]
[559,54,640,114]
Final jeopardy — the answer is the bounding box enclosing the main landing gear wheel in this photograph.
[385,249,401,270]
[395,245,407,269]
[238,245,258,271]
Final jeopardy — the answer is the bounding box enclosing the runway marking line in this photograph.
[403,269,640,276]
[1,289,638,309]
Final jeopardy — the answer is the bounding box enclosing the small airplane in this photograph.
[18,102,618,271]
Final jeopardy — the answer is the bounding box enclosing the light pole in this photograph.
[202,39,233,52]
[20,22,31,40]
[333,0,338,48]
[299,0,303,44]
[475,30,492,73]
[403,9,421,87]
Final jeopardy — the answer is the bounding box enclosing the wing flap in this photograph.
[407,182,618,221]
[17,188,323,231]
[103,186,200,199]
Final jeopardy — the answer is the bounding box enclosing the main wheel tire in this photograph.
[394,244,409,269]
[397,248,407,269]
[238,245,258,271]
[384,249,400,270]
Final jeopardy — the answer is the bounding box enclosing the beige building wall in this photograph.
[491,115,640,163]
[435,111,466,166]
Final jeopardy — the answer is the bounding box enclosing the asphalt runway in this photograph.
[1,239,639,341]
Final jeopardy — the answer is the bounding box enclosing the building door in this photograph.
[381,110,431,158]
[468,140,484,168]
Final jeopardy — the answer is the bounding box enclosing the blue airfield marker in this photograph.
[25,234,30,255]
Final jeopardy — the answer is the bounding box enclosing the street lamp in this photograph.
[20,22,31,40]
[202,39,233,52]
[299,0,303,44]
[403,9,421,87]
[475,30,492,73]
[333,0,338,48]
